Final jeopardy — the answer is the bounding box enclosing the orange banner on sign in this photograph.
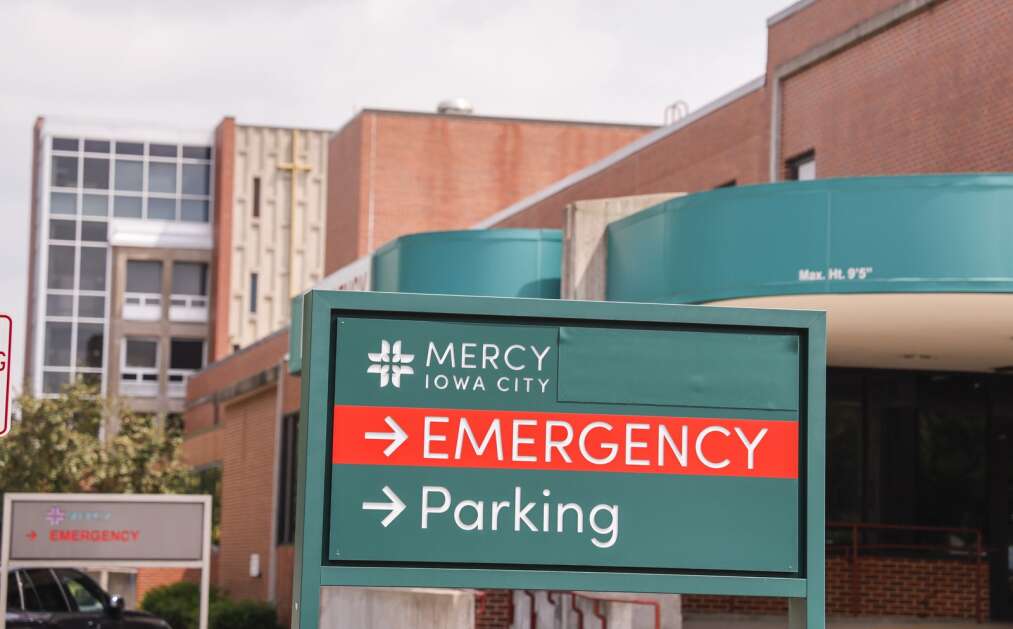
[332,404,798,479]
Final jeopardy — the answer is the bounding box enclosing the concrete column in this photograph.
[561,194,683,301]
[318,586,475,628]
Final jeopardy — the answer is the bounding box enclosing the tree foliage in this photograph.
[0,382,195,495]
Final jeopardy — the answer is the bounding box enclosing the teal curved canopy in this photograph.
[607,175,1013,303]
[372,229,562,298]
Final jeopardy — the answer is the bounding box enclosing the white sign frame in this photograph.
[1,493,212,629]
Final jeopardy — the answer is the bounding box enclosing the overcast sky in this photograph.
[0,0,790,387]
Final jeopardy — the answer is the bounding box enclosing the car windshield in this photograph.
[55,569,107,613]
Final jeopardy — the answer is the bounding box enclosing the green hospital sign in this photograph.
[294,292,825,628]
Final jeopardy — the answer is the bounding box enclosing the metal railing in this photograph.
[827,521,985,623]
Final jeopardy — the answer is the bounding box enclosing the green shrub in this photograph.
[140,581,225,629]
[140,581,200,629]
[209,599,281,629]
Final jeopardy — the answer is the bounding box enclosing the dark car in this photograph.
[6,568,170,628]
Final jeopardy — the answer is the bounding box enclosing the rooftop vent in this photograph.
[437,98,474,115]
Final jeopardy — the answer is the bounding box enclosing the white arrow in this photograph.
[362,486,406,527]
[365,416,408,456]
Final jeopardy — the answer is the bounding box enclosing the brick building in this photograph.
[182,0,1013,625]
[182,112,653,620]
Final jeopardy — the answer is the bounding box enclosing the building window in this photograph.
[786,150,816,181]
[125,260,162,293]
[168,338,205,398]
[277,413,299,545]
[252,177,261,218]
[171,262,207,296]
[121,338,159,398]
[249,273,258,314]
[75,323,104,368]
[124,260,163,321]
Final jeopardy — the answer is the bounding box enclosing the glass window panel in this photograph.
[52,137,79,152]
[75,323,104,368]
[126,260,162,293]
[79,247,106,291]
[149,143,178,158]
[148,162,176,193]
[22,570,69,613]
[182,145,212,160]
[147,197,176,220]
[172,262,207,295]
[181,164,210,195]
[181,199,209,223]
[44,322,72,366]
[78,295,105,318]
[114,160,142,191]
[51,156,78,187]
[50,192,77,215]
[42,372,70,395]
[83,140,110,154]
[170,339,204,370]
[82,194,108,217]
[47,245,75,289]
[125,339,158,368]
[49,219,76,241]
[82,158,109,189]
[46,293,74,317]
[115,141,143,156]
[113,196,142,218]
[78,372,101,387]
[80,221,107,242]
[7,572,20,610]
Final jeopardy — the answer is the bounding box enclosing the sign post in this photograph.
[1,493,212,629]
[0,314,11,436]
[293,291,825,628]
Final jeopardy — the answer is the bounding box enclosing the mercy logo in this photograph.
[367,340,415,388]
[46,506,65,527]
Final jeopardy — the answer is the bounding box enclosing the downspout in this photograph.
[267,362,284,602]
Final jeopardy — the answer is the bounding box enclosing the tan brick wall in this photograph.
[218,388,277,602]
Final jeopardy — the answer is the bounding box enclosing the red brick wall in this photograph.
[211,117,236,362]
[275,545,294,627]
[476,590,514,629]
[218,388,277,602]
[684,555,989,620]
[780,0,1013,176]
[325,116,365,274]
[325,111,653,272]
[766,0,905,71]
[490,0,1013,231]
[135,567,191,604]
[494,88,768,230]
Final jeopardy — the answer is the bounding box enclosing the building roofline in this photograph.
[767,0,819,26]
[231,120,336,134]
[192,326,289,384]
[357,108,658,130]
[470,75,766,230]
[39,114,215,145]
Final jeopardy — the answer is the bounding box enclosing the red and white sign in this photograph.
[333,404,798,479]
[0,315,11,437]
